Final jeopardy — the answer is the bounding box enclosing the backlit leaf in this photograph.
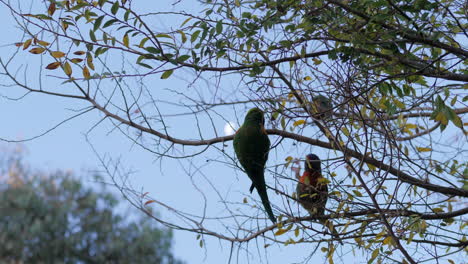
[293,120,305,127]
[82,66,90,79]
[45,62,61,70]
[160,69,174,79]
[123,33,129,47]
[23,39,32,50]
[47,3,56,16]
[63,61,72,76]
[29,47,46,54]
[51,51,65,58]
[416,147,432,152]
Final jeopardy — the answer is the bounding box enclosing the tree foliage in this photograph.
[0,151,183,264]
[0,0,467,263]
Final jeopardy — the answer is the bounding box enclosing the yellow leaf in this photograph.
[313,58,322,65]
[243,197,248,203]
[37,40,50,46]
[416,147,432,152]
[435,112,448,125]
[304,76,312,81]
[87,53,95,70]
[394,99,405,109]
[45,62,61,70]
[47,2,56,16]
[74,51,86,55]
[70,58,83,63]
[431,207,444,213]
[274,228,288,236]
[63,61,72,76]
[293,119,305,127]
[341,127,350,136]
[61,20,69,31]
[23,39,32,50]
[383,236,393,245]
[371,248,379,259]
[294,227,299,237]
[82,66,90,79]
[51,51,65,58]
[29,47,46,54]
[367,163,376,171]
[123,33,129,48]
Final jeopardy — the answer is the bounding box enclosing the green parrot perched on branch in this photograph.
[233,108,276,223]
[295,154,342,244]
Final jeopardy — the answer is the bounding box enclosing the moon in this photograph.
[223,121,237,136]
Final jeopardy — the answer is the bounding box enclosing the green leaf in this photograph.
[103,19,118,28]
[216,21,223,34]
[178,30,187,43]
[137,62,153,69]
[177,55,190,62]
[94,15,104,31]
[145,47,160,54]
[124,10,130,21]
[180,17,192,27]
[138,37,149,48]
[160,69,174,79]
[89,30,97,42]
[191,30,201,43]
[352,190,363,197]
[111,1,119,15]
[450,95,457,106]
[155,34,173,39]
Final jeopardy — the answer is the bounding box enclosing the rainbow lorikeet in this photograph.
[233,108,276,223]
[296,154,342,243]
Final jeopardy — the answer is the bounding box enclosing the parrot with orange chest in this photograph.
[296,154,342,243]
[233,108,276,223]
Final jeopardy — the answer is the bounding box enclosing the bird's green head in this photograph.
[244,108,265,125]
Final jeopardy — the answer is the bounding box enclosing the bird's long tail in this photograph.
[320,219,343,245]
[255,183,276,223]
